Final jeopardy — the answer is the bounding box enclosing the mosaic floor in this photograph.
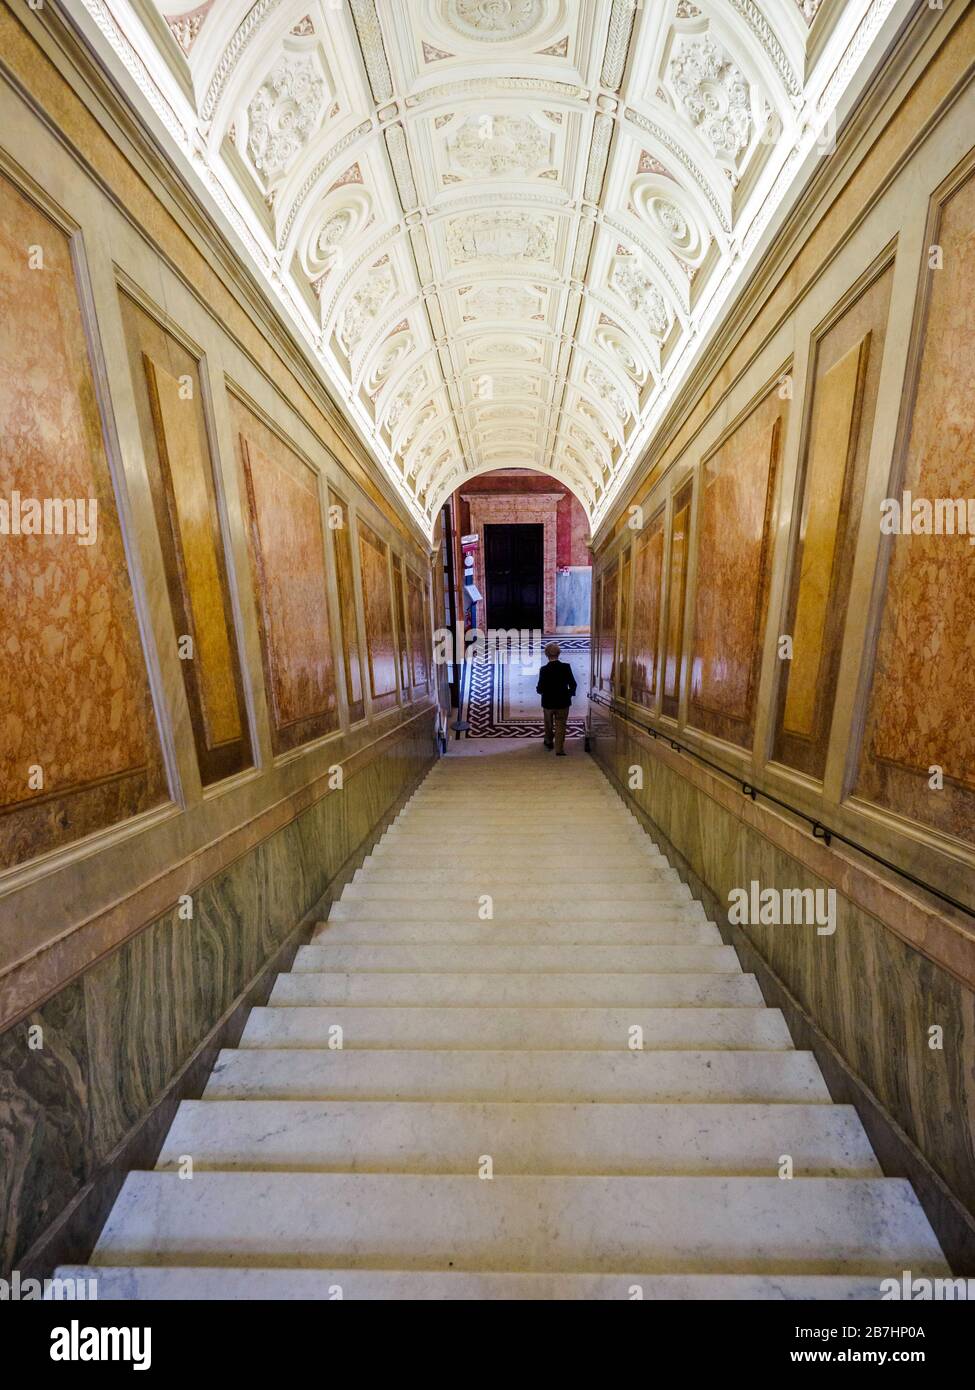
[462,636,590,739]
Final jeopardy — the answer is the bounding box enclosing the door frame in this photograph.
[460,491,562,632]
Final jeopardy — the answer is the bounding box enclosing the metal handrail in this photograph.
[588,691,975,925]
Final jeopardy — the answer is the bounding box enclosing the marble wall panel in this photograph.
[119,292,252,784]
[0,979,90,1271]
[689,388,786,748]
[597,564,618,694]
[327,489,365,722]
[783,342,865,738]
[662,482,693,719]
[421,575,435,693]
[555,566,591,629]
[618,550,631,702]
[857,166,975,843]
[407,569,430,691]
[774,264,893,780]
[0,172,166,870]
[232,395,338,752]
[391,553,410,694]
[84,904,193,1163]
[593,715,975,1235]
[630,511,665,710]
[358,520,398,711]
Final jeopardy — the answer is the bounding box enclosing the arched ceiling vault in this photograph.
[76,0,904,540]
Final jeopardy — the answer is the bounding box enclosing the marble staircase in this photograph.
[57,743,948,1299]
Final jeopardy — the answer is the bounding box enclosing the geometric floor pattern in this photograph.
[463,637,590,739]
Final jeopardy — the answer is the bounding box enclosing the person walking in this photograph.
[536,641,577,756]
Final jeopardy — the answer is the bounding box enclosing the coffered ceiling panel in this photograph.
[78,0,903,536]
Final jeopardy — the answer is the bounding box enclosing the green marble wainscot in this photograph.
[0,981,92,1272]
[591,714,975,1234]
[0,718,436,1275]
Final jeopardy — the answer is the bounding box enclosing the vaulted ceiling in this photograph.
[75,0,900,538]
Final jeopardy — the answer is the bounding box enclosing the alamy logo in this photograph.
[50,1320,151,1371]
[880,491,975,543]
[0,1270,97,1300]
[881,1270,975,1300]
[0,491,98,546]
[727,881,836,936]
[432,624,543,669]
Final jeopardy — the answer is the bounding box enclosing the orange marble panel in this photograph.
[327,488,364,722]
[120,293,251,784]
[0,174,165,867]
[618,551,631,700]
[144,358,240,746]
[358,520,398,706]
[423,578,434,677]
[663,483,692,716]
[773,263,893,781]
[630,511,665,709]
[598,565,618,693]
[407,569,430,689]
[591,575,600,688]
[233,398,336,750]
[689,388,785,747]
[392,553,410,693]
[859,166,975,838]
[784,337,868,738]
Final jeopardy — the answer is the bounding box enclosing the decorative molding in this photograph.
[349,0,394,104]
[385,122,418,210]
[729,0,803,99]
[246,52,327,183]
[623,107,731,232]
[277,122,373,249]
[164,1,215,55]
[601,0,638,91]
[200,0,284,121]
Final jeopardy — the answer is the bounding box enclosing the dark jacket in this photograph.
[536,660,577,710]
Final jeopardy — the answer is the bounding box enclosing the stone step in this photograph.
[376,828,655,843]
[90,1172,947,1275]
[311,922,722,947]
[372,828,658,847]
[425,769,600,778]
[400,821,642,830]
[341,879,682,902]
[154,1100,881,1176]
[48,1266,896,1300]
[401,795,624,805]
[367,849,667,868]
[353,866,671,885]
[327,896,696,923]
[204,1047,833,1104]
[393,812,629,826]
[294,942,731,972]
[378,820,653,836]
[270,970,761,1008]
[404,804,623,816]
[238,1005,794,1050]
[383,817,649,832]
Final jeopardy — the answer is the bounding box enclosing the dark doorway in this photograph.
[484,523,544,630]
